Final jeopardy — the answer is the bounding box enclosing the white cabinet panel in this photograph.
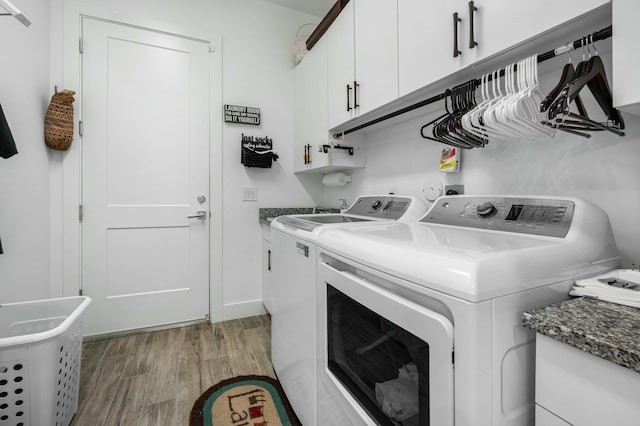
[295,33,365,174]
[261,225,273,313]
[328,0,399,128]
[354,0,398,116]
[294,37,330,173]
[398,0,464,97]
[612,0,640,116]
[399,0,610,98]
[327,1,356,129]
[475,0,609,63]
[535,334,640,426]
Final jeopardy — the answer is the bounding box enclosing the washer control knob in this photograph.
[371,200,382,210]
[477,202,498,218]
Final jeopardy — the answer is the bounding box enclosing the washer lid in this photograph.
[276,215,372,232]
[316,196,619,302]
[271,195,427,236]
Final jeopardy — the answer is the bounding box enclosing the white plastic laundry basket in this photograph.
[0,296,91,426]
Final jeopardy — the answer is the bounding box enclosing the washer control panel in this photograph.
[345,196,413,220]
[420,196,575,237]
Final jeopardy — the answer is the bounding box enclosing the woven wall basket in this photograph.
[45,89,75,151]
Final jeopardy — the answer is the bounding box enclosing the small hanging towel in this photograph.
[0,103,18,159]
[44,89,75,151]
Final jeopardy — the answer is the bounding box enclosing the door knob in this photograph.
[188,210,207,220]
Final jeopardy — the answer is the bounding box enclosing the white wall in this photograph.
[322,48,640,268]
[53,0,324,318]
[1,0,325,316]
[0,0,53,303]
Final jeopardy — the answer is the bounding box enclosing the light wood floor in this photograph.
[71,315,275,425]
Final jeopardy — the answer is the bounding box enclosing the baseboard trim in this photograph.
[83,318,209,342]
[223,299,267,321]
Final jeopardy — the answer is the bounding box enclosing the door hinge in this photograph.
[79,37,83,54]
[79,120,83,136]
[452,349,455,367]
[79,204,83,222]
[79,288,83,296]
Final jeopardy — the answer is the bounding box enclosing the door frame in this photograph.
[55,2,224,323]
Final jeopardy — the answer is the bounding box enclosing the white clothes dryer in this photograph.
[270,195,427,425]
[314,195,620,426]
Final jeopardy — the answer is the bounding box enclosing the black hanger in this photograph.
[452,81,486,148]
[434,89,472,148]
[547,36,625,136]
[436,82,486,148]
[562,55,623,125]
[541,62,587,117]
[420,110,450,143]
[421,89,475,149]
[541,44,592,138]
[542,37,591,116]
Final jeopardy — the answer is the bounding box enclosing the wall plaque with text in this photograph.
[224,104,261,125]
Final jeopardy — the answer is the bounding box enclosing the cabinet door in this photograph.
[294,37,329,173]
[475,0,609,65]
[399,0,609,98]
[354,0,399,116]
[398,0,463,97]
[327,1,356,129]
[535,334,640,426]
[261,233,273,313]
[613,0,640,116]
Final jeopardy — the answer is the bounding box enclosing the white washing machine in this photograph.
[314,195,620,426]
[270,195,427,425]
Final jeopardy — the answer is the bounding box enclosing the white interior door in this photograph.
[81,17,211,336]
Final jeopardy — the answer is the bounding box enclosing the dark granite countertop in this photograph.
[259,208,313,225]
[522,297,640,373]
[258,207,340,226]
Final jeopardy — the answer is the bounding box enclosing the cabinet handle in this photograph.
[453,12,462,57]
[468,1,478,49]
[353,81,360,109]
[304,144,311,165]
[267,249,271,271]
[346,84,352,111]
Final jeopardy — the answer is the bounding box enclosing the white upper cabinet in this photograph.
[475,0,610,63]
[327,1,355,129]
[327,0,399,129]
[398,0,462,98]
[354,0,398,116]
[294,37,330,173]
[294,36,365,174]
[399,0,610,98]
[612,0,640,116]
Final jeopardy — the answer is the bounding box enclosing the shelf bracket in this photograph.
[322,144,354,155]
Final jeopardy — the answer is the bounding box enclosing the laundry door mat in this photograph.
[189,375,300,426]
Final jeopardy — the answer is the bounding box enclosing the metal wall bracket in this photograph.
[322,144,354,155]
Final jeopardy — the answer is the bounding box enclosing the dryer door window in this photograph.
[327,284,430,425]
[318,260,454,426]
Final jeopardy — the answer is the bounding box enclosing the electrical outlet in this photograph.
[444,185,464,195]
[242,186,257,201]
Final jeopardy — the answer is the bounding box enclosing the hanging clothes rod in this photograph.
[0,0,31,27]
[333,25,612,139]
